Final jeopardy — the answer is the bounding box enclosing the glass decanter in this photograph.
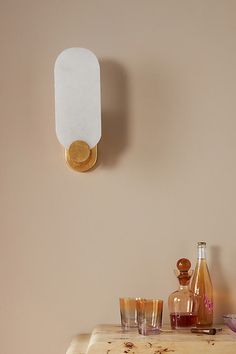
[168,258,198,329]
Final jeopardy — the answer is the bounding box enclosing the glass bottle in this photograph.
[191,242,213,327]
[168,258,198,329]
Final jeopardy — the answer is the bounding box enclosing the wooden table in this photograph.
[66,324,236,354]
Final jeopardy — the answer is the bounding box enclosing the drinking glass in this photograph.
[119,298,138,329]
[137,298,163,335]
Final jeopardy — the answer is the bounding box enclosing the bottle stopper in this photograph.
[176,258,192,285]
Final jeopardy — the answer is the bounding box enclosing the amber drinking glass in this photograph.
[119,298,138,329]
[136,298,163,335]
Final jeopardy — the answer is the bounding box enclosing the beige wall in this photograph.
[1,0,236,353]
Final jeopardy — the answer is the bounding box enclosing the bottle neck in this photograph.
[179,284,189,291]
[197,244,206,259]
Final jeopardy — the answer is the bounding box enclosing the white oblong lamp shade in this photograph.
[54,47,101,149]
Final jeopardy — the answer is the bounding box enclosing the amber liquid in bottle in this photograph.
[191,242,213,327]
[170,313,197,328]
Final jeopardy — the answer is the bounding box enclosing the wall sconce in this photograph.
[54,48,101,172]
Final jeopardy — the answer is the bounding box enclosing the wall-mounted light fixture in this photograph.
[54,48,101,172]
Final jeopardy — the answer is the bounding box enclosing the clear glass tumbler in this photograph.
[119,298,138,330]
[137,298,163,335]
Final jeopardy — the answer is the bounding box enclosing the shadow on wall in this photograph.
[210,246,233,322]
[98,60,130,167]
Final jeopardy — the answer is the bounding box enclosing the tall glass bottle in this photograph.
[168,258,198,329]
[191,242,213,327]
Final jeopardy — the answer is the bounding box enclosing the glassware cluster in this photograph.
[119,297,163,335]
[120,242,214,335]
[168,241,213,329]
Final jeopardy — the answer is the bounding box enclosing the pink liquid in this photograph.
[170,313,197,329]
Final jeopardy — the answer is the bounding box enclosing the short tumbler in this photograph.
[119,298,138,329]
[137,298,163,335]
